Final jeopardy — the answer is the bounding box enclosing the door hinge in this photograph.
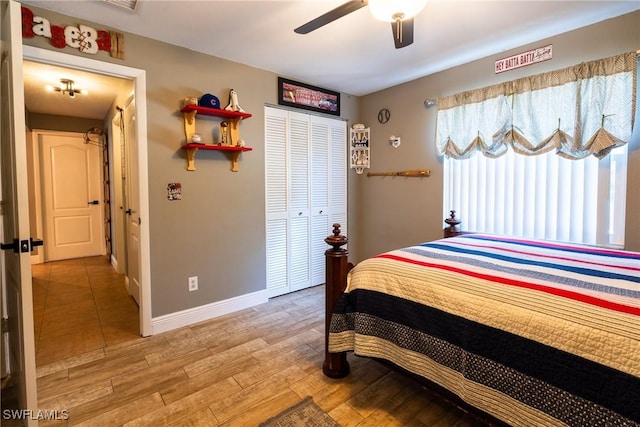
[1,318,8,333]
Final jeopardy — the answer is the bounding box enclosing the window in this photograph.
[438,52,636,247]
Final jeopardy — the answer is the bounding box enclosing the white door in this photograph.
[123,99,141,305]
[328,118,347,237]
[40,132,103,261]
[310,117,330,287]
[288,112,310,292]
[265,107,289,297]
[265,107,347,296]
[1,1,39,424]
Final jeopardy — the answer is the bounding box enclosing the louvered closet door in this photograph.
[329,121,347,234]
[310,116,330,286]
[288,112,311,292]
[265,107,289,296]
[265,106,346,296]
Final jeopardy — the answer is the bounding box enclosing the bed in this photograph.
[322,225,640,427]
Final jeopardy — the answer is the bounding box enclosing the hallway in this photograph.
[32,256,139,367]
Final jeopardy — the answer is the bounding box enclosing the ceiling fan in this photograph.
[294,0,428,49]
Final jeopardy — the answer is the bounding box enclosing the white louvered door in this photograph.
[265,106,347,297]
[328,118,347,239]
[310,117,330,287]
[288,112,311,292]
[265,108,289,296]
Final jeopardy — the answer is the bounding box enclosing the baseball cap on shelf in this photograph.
[198,93,220,109]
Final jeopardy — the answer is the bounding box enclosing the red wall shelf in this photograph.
[180,105,252,120]
[182,144,252,172]
[181,102,252,172]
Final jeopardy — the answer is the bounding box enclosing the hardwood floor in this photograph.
[25,257,489,426]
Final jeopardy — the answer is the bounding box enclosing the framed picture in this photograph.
[278,77,340,116]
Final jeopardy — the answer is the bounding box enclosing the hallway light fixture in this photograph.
[46,78,87,99]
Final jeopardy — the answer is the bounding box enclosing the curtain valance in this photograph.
[436,52,637,160]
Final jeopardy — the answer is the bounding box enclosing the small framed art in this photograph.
[278,77,340,116]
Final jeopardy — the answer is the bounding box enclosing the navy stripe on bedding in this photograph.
[334,288,640,423]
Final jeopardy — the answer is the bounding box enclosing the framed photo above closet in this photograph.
[277,77,340,116]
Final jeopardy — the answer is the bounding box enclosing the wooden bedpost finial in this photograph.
[445,210,461,226]
[444,210,462,238]
[324,223,350,378]
[325,223,348,251]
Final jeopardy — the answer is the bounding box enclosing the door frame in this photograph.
[22,45,152,336]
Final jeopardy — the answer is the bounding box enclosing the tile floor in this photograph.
[32,256,140,367]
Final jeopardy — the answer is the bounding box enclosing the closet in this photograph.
[265,106,347,297]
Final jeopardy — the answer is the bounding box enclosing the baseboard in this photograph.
[151,289,269,335]
[110,254,118,272]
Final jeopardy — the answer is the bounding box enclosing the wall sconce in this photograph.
[46,78,87,99]
[389,135,401,148]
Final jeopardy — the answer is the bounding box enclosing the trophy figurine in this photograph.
[220,121,229,145]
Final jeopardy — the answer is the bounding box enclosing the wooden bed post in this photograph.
[323,223,350,378]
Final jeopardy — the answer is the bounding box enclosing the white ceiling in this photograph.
[22,60,127,119]
[20,0,639,120]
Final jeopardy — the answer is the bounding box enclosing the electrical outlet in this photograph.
[188,276,198,292]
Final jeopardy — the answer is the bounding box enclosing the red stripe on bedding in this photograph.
[377,253,640,317]
[450,241,640,273]
[465,235,640,259]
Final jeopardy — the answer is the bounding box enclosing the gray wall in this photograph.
[355,10,640,261]
[22,6,360,318]
[28,113,103,133]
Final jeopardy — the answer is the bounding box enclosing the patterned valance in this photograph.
[436,52,637,160]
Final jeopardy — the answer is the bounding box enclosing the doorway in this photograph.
[24,68,140,365]
[36,130,105,261]
[22,46,152,338]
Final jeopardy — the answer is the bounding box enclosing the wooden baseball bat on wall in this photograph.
[366,169,430,178]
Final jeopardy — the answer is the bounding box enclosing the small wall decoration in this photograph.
[278,77,340,116]
[378,108,391,124]
[495,44,552,74]
[224,89,244,112]
[350,124,370,174]
[21,6,125,59]
[167,183,182,201]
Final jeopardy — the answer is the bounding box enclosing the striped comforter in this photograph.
[329,235,640,426]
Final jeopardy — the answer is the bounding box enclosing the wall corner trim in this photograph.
[151,290,269,335]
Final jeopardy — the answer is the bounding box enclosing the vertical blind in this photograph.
[437,52,637,247]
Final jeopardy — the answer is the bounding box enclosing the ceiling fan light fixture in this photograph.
[369,0,428,22]
[50,79,87,99]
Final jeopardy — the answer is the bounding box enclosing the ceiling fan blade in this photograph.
[294,0,368,34]
[391,17,414,49]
